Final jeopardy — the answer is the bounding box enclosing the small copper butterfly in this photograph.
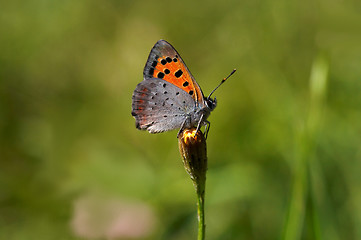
[131,40,235,137]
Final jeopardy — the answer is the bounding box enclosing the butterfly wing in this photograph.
[143,40,205,104]
[132,78,195,133]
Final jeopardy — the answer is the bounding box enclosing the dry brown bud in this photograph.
[178,128,207,195]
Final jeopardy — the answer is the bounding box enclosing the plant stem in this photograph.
[178,128,207,240]
[283,54,328,240]
[197,187,205,240]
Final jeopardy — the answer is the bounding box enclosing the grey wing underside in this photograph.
[132,78,195,133]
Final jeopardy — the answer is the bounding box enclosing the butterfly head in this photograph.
[205,97,217,111]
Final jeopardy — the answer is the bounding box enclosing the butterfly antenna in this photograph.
[207,69,236,100]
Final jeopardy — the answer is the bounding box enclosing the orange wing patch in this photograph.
[150,55,202,102]
[144,40,205,104]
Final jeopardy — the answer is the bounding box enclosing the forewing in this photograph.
[132,78,195,133]
[143,40,205,104]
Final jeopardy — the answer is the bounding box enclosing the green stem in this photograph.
[283,54,327,240]
[283,151,308,240]
[178,129,207,240]
[197,188,205,240]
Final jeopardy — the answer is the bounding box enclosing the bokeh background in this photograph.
[1,0,361,239]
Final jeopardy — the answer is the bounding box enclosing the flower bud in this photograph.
[178,128,207,195]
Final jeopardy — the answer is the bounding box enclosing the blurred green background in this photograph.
[1,0,361,239]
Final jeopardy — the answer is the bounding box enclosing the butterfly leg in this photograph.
[177,117,189,138]
[204,120,210,139]
[195,114,205,135]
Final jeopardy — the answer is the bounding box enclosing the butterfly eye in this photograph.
[206,98,217,110]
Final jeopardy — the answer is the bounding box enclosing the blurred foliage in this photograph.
[1,0,361,239]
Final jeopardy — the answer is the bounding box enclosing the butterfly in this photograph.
[131,40,235,137]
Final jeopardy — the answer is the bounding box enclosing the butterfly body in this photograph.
[132,40,217,134]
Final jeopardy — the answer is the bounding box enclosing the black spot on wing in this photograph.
[149,68,154,75]
[175,70,183,78]
[157,72,165,79]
